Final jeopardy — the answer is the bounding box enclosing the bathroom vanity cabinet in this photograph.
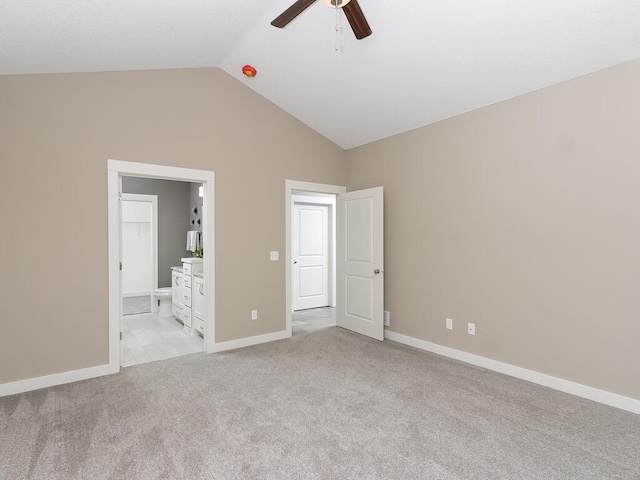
[171,268,189,328]
[171,268,183,309]
[175,258,203,336]
[193,275,205,334]
[170,259,204,336]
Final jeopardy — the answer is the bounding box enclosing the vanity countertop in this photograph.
[171,266,184,273]
[193,272,204,279]
[181,257,203,264]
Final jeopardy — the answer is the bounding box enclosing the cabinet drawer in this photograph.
[181,307,192,327]
[183,275,192,288]
[183,263,192,275]
[194,316,204,334]
[172,304,183,320]
[181,287,192,306]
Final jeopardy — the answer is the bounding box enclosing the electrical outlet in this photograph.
[446,318,453,330]
[251,310,258,321]
[384,311,390,327]
[270,251,279,261]
[467,322,475,335]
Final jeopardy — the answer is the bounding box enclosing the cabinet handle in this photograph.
[199,284,204,295]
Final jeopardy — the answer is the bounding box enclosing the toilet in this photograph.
[153,287,173,317]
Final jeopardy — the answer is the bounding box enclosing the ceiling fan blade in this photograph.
[342,0,372,40]
[271,0,317,28]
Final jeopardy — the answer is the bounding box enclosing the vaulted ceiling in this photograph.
[2,0,639,148]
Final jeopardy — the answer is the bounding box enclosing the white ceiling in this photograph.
[2,0,639,149]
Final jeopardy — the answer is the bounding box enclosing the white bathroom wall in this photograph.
[122,200,153,296]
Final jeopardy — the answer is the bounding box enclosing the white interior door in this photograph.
[337,187,384,341]
[121,197,155,297]
[293,203,330,310]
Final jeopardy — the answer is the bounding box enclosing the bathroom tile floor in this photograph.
[121,312,204,367]
[292,307,337,336]
[122,295,152,316]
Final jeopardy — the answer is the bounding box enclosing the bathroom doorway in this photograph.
[118,178,204,367]
[107,160,215,374]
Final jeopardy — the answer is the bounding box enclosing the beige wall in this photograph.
[2,60,639,401]
[347,59,640,401]
[0,68,346,384]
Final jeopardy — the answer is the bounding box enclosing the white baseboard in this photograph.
[0,364,112,398]
[385,330,640,416]
[213,330,289,353]
[123,291,151,298]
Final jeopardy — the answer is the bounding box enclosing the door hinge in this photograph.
[120,331,123,340]
[119,262,122,271]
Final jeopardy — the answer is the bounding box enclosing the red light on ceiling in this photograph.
[242,65,257,78]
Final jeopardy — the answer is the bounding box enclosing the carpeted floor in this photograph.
[1,328,639,479]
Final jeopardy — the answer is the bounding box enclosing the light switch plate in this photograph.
[251,310,258,321]
[270,251,279,261]
[446,318,453,330]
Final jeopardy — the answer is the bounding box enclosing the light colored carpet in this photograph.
[1,328,639,479]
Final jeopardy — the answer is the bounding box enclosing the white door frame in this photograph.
[285,180,346,337]
[120,194,158,313]
[108,159,215,374]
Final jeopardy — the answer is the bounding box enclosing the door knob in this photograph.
[374,269,380,274]
[294,260,298,264]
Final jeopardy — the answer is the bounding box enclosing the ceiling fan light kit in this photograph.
[321,0,352,8]
[271,0,372,40]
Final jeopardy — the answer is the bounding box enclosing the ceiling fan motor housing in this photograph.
[322,0,352,8]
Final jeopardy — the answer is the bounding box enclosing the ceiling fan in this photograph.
[271,0,372,40]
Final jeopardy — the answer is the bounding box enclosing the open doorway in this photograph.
[285,181,346,337]
[107,160,215,374]
[286,180,386,341]
[291,192,337,335]
[119,178,204,367]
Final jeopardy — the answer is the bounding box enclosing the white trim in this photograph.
[285,181,346,338]
[385,330,640,415]
[108,159,216,372]
[122,291,152,298]
[292,194,336,206]
[212,330,288,353]
[108,159,213,182]
[0,364,111,398]
[107,169,121,374]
